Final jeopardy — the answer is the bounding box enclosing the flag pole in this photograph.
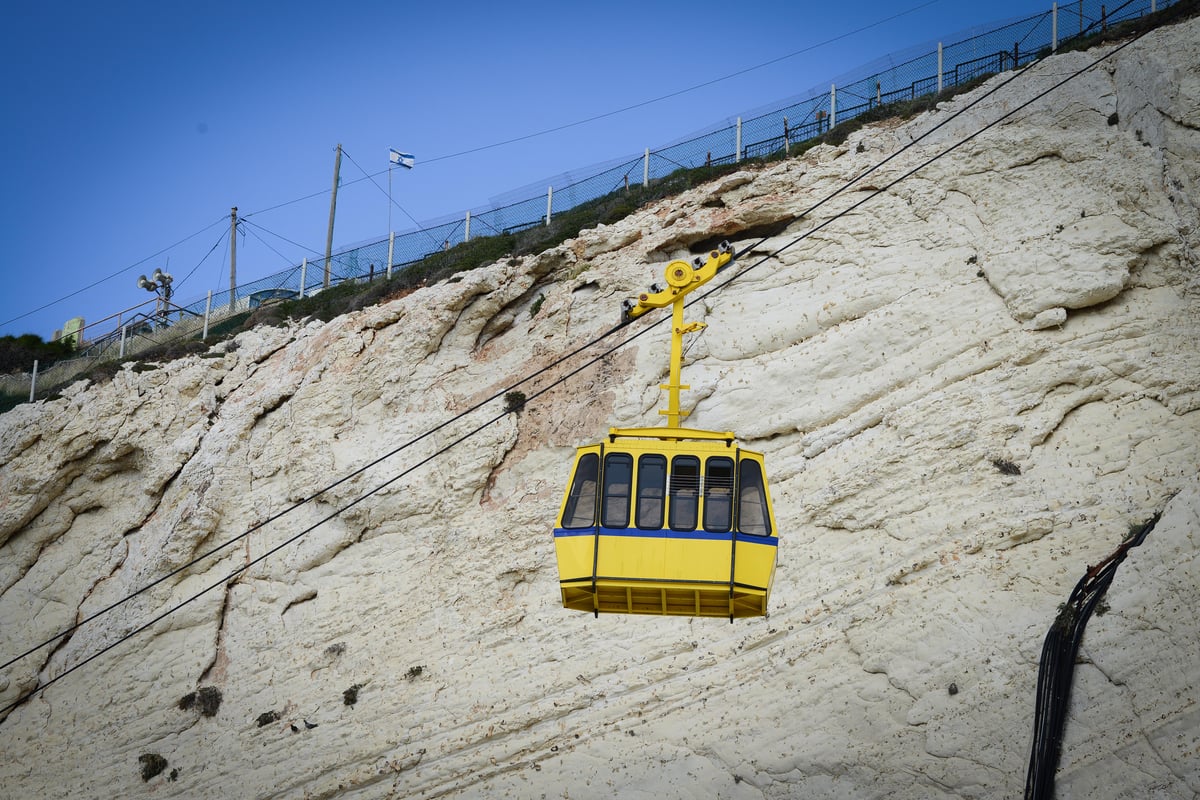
[386,149,413,275]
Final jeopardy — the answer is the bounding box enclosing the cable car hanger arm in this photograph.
[621,241,734,322]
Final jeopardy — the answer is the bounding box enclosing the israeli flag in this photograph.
[389,149,414,169]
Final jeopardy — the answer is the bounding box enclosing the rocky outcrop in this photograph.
[0,19,1197,800]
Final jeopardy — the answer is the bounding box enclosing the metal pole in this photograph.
[29,359,38,402]
[735,117,742,162]
[937,43,944,93]
[545,186,553,226]
[464,211,471,243]
[324,143,342,288]
[643,148,650,186]
[784,116,789,155]
[202,291,212,339]
[229,206,238,308]
[1052,3,1058,51]
[664,300,686,428]
[830,85,837,129]
[386,233,395,279]
[119,325,127,358]
[299,258,307,298]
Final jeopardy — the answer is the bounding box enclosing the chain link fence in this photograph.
[2,0,1177,407]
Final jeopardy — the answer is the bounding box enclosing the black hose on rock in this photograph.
[1024,509,1165,799]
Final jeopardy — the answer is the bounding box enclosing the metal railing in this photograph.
[2,0,1177,406]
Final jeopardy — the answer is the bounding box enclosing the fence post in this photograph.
[938,43,944,93]
[464,211,471,243]
[784,117,790,155]
[830,85,837,129]
[736,117,742,162]
[1052,3,1058,51]
[203,292,212,339]
[386,233,395,279]
[643,148,650,186]
[545,186,553,226]
[1101,4,1107,30]
[120,324,128,358]
[1079,0,1084,34]
[29,359,38,402]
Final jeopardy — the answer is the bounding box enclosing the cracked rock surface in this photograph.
[1,19,1198,800]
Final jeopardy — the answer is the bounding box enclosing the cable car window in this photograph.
[738,459,772,536]
[562,452,599,529]
[636,454,667,529]
[602,453,633,528]
[669,456,700,531]
[704,457,734,532]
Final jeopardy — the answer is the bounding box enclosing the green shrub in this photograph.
[0,333,75,375]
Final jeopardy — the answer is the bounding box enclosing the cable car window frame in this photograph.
[561,452,599,529]
[601,452,633,529]
[635,454,667,530]
[703,456,735,532]
[668,455,701,531]
[737,458,772,536]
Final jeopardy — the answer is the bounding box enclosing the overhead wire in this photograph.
[722,24,1154,266]
[0,3,1077,337]
[0,313,659,716]
[238,1,943,223]
[1,19,1144,696]
[0,311,641,678]
[0,215,228,331]
[238,218,324,260]
[340,148,441,249]
[418,0,940,165]
[0,25,1154,717]
[171,229,232,296]
[238,219,306,268]
[0,1,1008,335]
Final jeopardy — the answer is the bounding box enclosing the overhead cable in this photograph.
[0,25,1153,717]
[0,215,228,330]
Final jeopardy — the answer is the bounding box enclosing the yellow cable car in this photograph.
[552,243,779,619]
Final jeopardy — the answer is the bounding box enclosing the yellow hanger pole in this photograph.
[624,242,732,429]
[660,296,688,428]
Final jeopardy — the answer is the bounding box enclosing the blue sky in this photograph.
[0,0,1055,341]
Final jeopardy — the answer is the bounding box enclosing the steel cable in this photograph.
[0,25,1156,718]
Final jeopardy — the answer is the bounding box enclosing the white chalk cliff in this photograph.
[1,18,1198,800]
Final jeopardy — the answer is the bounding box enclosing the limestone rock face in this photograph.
[1,20,1199,800]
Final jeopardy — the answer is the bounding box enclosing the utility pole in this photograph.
[324,143,342,288]
[230,206,238,307]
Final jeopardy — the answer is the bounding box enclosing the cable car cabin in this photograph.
[553,427,778,619]
[552,242,778,619]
